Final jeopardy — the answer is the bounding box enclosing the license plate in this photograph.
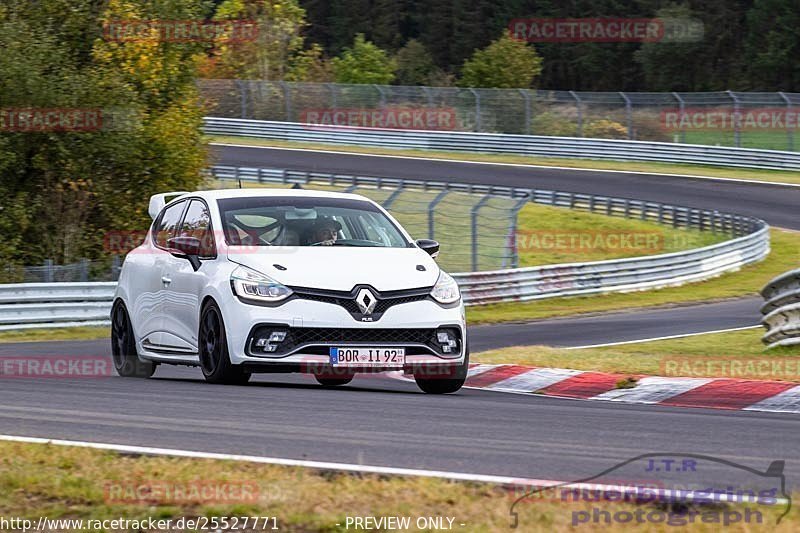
[330,347,405,367]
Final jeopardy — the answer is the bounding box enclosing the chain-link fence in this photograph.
[200,80,800,152]
[2,257,122,284]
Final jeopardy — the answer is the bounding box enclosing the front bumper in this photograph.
[219,293,467,369]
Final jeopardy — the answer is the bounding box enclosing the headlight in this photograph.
[430,271,460,304]
[231,265,293,303]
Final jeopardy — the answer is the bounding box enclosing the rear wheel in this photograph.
[414,348,469,394]
[110,302,155,378]
[315,375,354,387]
[199,301,251,385]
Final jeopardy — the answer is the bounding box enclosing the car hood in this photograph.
[227,246,441,291]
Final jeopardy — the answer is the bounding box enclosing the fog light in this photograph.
[255,338,269,347]
[435,329,458,354]
[264,344,278,353]
[269,331,287,342]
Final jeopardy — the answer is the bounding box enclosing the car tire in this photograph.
[199,301,251,385]
[111,301,155,378]
[315,375,354,387]
[414,345,469,394]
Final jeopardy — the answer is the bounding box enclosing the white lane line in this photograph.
[0,434,561,488]
[743,385,800,413]
[487,367,581,392]
[210,143,800,188]
[564,325,762,350]
[591,376,713,404]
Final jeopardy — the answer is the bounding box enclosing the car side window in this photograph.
[154,201,187,248]
[179,199,216,257]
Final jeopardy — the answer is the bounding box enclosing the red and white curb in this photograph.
[395,364,800,413]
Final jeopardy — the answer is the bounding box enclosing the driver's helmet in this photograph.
[308,217,342,242]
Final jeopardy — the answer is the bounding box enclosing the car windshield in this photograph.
[217,196,409,247]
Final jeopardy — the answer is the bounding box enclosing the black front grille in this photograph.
[247,325,462,357]
[291,285,432,321]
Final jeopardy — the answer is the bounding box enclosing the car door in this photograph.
[135,199,188,352]
[160,198,216,354]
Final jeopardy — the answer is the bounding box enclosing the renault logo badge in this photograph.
[355,288,377,315]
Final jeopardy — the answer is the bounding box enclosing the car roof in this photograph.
[180,188,373,203]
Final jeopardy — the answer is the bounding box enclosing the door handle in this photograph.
[161,276,172,286]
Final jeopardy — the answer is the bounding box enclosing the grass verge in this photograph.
[475,328,800,381]
[1,441,794,532]
[0,327,109,343]
[208,135,800,185]
[467,228,799,325]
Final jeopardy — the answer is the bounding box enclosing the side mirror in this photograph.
[415,239,440,259]
[167,236,202,271]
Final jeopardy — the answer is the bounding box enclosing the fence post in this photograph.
[519,89,531,134]
[427,190,451,240]
[620,92,633,139]
[374,84,387,107]
[779,92,794,152]
[471,194,492,271]
[79,258,89,282]
[570,91,583,136]
[382,182,405,209]
[506,193,532,268]
[43,259,54,283]
[326,83,338,109]
[468,88,482,132]
[112,255,122,281]
[727,90,741,148]
[280,81,292,122]
[671,92,686,144]
[235,80,249,119]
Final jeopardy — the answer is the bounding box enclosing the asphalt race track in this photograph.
[2,146,798,492]
[212,144,800,230]
[0,342,798,489]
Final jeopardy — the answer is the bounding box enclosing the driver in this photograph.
[307,217,342,246]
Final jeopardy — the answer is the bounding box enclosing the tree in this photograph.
[0,0,207,269]
[204,0,309,80]
[458,33,542,88]
[743,0,800,90]
[394,39,437,85]
[331,34,396,84]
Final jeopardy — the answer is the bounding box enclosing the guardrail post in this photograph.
[672,92,686,143]
[428,190,451,240]
[727,90,741,148]
[779,92,794,152]
[620,92,633,139]
[519,89,531,135]
[570,91,583,136]
[471,194,492,271]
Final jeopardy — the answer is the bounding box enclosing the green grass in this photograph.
[0,326,109,343]
[467,228,799,325]
[475,328,800,381]
[208,134,800,186]
[683,129,797,152]
[1,440,795,532]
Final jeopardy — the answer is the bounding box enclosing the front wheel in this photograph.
[315,375,354,387]
[199,301,251,385]
[414,349,469,394]
[110,302,155,378]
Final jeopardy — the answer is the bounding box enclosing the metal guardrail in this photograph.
[761,269,800,349]
[0,172,770,330]
[204,117,800,170]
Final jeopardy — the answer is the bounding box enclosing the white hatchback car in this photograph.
[112,188,468,393]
